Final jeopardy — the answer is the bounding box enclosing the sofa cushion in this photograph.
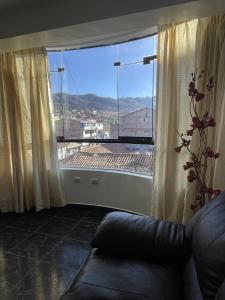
[61,249,183,300]
[183,256,203,300]
[186,191,225,300]
[92,211,191,264]
[215,279,225,300]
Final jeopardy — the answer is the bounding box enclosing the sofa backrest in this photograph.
[186,191,225,300]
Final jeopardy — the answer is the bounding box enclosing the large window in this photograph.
[48,35,157,176]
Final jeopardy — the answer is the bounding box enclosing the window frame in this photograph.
[57,136,154,144]
[48,34,157,146]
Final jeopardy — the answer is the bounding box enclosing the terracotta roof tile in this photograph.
[60,152,153,175]
[80,144,130,153]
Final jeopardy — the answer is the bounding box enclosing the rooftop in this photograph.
[60,151,153,175]
[80,143,131,154]
[121,107,152,118]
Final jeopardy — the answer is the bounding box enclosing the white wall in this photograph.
[61,168,152,216]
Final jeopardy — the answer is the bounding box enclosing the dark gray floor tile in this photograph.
[43,238,91,269]
[16,262,77,300]
[10,233,61,260]
[0,205,116,299]
[7,214,50,232]
[0,287,18,300]
[68,222,99,242]
[40,206,86,221]
[37,217,78,238]
[0,226,32,252]
[0,212,18,227]
[84,210,109,223]
[0,253,37,287]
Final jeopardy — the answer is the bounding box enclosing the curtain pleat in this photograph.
[0,47,65,212]
[152,16,225,223]
[195,16,225,195]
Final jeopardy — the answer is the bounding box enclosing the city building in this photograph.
[110,107,154,138]
[55,118,104,139]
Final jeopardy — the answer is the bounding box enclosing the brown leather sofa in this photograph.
[61,191,225,300]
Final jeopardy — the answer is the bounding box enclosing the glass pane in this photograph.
[116,35,157,64]
[48,46,119,140]
[48,35,157,141]
[117,59,156,138]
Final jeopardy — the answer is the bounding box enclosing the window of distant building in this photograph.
[48,34,157,176]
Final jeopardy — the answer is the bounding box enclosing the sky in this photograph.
[48,35,157,99]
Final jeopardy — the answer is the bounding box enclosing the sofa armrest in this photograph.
[91,212,191,264]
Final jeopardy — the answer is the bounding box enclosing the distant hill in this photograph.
[53,93,155,113]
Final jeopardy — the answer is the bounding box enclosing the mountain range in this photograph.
[53,93,155,113]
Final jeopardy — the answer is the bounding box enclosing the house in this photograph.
[110,107,154,138]
[55,118,103,139]
[60,151,153,175]
[60,143,154,175]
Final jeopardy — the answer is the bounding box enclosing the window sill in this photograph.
[60,166,152,179]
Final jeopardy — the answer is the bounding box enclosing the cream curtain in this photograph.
[0,47,65,212]
[152,16,225,223]
[195,16,225,196]
[152,20,198,223]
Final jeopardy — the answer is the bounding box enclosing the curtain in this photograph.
[152,16,225,223]
[0,47,65,212]
[195,16,225,198]
[152,20,198,223]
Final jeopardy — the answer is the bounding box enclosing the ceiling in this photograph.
[0,0,224,53]
[0,0,193,14]
[0,0,196,39]
[0,0,54,13]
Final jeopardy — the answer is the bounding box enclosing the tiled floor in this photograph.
[0,204,115,300]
